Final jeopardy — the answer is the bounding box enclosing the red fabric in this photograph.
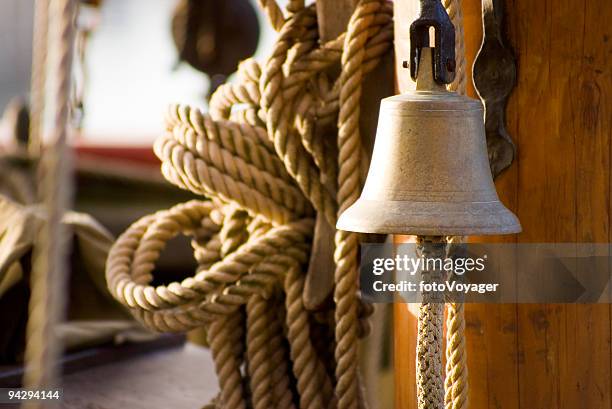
[74,145,159,167]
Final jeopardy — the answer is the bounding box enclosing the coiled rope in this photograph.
[105,1,468,408]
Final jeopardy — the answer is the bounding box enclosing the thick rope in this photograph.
[334,2,392,408]
[246,296,275,409]
[443,0,469,407]
[107,203,314,330]
[208,312,247,409]
[285,267,330,409]
[444,238,468,409]
[260,7,338,226]
[105,1,393,408]
[23,0,75,407]
[28,0,49,156]
[416,237,446,409]
[257,0,286,32]
[444,301,468,409]
[267,295,297,409]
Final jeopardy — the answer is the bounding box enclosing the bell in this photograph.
[337,50,520,236]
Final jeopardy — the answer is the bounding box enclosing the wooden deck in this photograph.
[62,343,218,409]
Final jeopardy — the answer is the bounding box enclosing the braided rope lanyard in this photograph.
[23,1,76,408]
[106,0,467,408]
[415,237,446,409]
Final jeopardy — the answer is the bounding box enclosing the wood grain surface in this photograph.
[61,343,217,409]
[393,0,612,408]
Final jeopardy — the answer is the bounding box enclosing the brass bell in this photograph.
[337,49,520,236]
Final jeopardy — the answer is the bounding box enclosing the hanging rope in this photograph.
[415,236,446,409]
[333,2,392,408]
[23,0,76,407]
[28,0,50,156]
[444,297,468,409]
[443,0,470,407]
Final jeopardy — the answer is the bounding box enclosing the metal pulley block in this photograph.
[171,0,260,98]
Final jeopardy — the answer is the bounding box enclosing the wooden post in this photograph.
[316,0,358,40]
[394,1,612,408]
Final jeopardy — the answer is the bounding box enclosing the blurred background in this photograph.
[0,0,283,146]
[0,1,278,404]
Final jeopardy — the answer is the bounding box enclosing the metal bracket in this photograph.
[473,0,517,178]
[409,0,456,84]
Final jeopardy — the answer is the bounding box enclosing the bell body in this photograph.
[337,90,521,236]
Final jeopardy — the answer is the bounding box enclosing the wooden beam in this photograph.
[316,0,358,41]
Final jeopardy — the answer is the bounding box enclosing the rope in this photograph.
[267,295,296,409]
[28,0,50,156]
[23,0,76,407]
[246,295,274,409]
[416,236,446,409]
[444,301,468,409]
[208,312,247,409]
[106,1,393,408]
[444,237,468,409]
[334,2,392,408]
[257,0,286,32]
[285,267,334,409]
[443,0,469,407]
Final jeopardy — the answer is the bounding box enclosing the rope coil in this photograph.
[21,0,469,407]
[106,3,392,408]
[104,1,468,408]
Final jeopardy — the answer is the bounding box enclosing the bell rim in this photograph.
[336,199,522,236]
